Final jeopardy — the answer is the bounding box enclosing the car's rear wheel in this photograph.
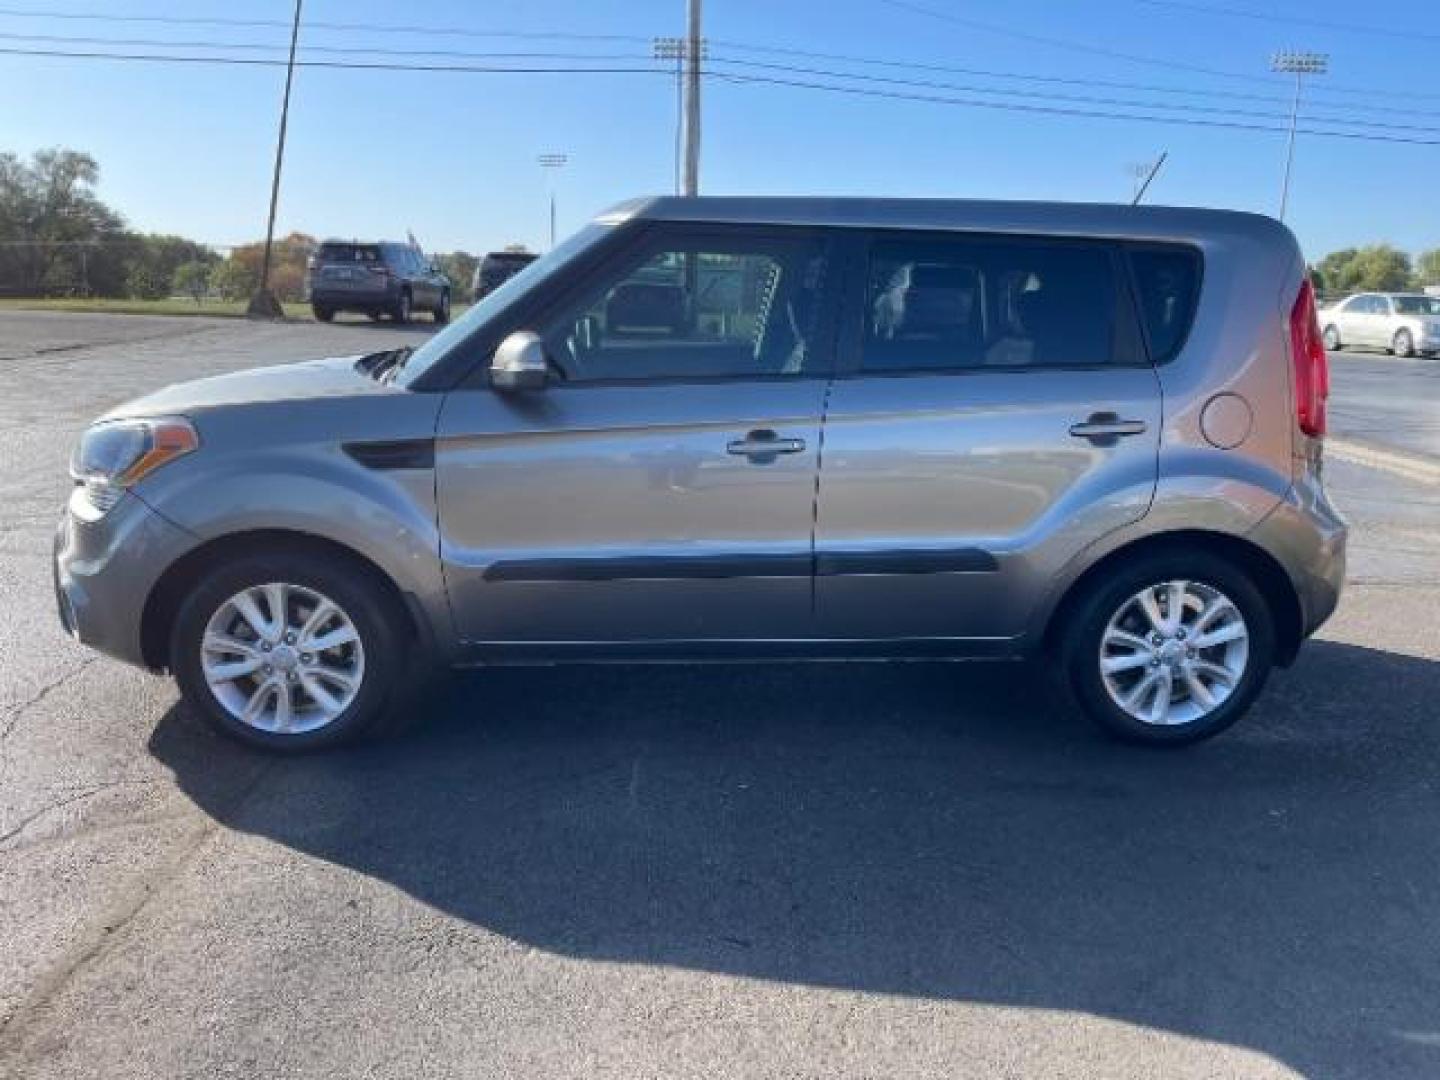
[1393,328,1415,358]
[171,550,405,751]
[1322,324,1341,351]
[392,290,412,325]
[434,289,450,324]
[311,304,334,323]
[1061,551,1275,745]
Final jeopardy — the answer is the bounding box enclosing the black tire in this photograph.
[1393,328,1414,358]
[366,310,384,323]
[1060,550,1276,746]
[170,548,408,752]
[1322,324,1341,352]
[434,289,450,324]
[311,304,334,323]
[392,290,412,325]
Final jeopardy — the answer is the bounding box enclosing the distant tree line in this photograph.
[0,148,504,304]
[1310,245,1440,297]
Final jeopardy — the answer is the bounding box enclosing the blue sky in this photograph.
[1,0,1435,259]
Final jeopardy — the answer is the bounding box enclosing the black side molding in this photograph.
[343,439,435,470]
[816,549,998,576]
[485,553,811,582]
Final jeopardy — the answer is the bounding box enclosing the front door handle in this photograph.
[727,429,807,464]
[1069,412,1148,446]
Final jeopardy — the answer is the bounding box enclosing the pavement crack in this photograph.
[0,779,161,849]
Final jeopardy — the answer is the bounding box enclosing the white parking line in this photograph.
[1327,438,1440,486]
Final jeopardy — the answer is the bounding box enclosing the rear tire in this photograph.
[1393,328,1415,358]
[170,548,407,752]
[1060,551,1275,746]
[312,304,334,323]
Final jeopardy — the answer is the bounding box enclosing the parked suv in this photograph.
[57,197,1344,751]
[1320,292,1440,357]
[472,250,538,299]
[307,240,451,324]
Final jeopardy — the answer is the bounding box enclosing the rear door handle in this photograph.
[1069,412,1148,446]
[727,429,807,464]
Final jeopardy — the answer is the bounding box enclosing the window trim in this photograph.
[520,222,844,388]
[833,228,1149,379]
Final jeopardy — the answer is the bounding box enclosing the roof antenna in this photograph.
[1132,151,1168,206]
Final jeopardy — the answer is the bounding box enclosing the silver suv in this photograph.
[56,197,1345,751]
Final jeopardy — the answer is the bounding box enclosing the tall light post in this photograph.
[1271,50,1329,222]
[537,153,568,250]
[654,35,707,195]
[682,0,703,196]
[248,0,303,319]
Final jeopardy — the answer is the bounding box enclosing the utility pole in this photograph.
[682,0,702,196]
[537,153,568,250]
[248,0,303,319]
[655,35,707,195]
[1271,50,1329,222]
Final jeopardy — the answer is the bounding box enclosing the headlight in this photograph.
[69,417,199,514]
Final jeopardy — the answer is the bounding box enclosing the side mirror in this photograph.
[490,330,549,392]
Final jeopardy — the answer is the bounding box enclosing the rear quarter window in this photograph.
[1127,246,1202,364]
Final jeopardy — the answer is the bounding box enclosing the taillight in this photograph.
[1288,279,1328,437]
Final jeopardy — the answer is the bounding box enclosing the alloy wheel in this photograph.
[1098,579,1250,727]
[200,582,365,734]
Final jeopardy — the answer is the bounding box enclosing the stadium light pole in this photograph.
[1271,50,1329,223]
[537,153,568,250]
[248,0,303,319]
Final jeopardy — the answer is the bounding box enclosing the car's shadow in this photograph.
[149,641,1440,1077]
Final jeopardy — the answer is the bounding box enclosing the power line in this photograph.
[709,55,1440,136]
[5,41,1440,148]
[874,0,1440,104]
[709,69,1440,148]
[1132,0,1440,44]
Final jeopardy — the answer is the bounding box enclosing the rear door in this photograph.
[813,230,1164,645]
[435,223,839,647]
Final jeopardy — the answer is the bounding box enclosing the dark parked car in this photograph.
[471,251,538,299]
[307,240,451,324]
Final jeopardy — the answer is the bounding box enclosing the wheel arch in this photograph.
[140,528,425,671]
[1041,529,1304,666]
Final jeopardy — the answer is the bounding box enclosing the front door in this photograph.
[814,231,1165,645]
[435,224,837,647]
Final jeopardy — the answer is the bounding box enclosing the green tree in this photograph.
[173,260,211,302]
[210,258,256,301]
[1416,248,1440,288]
[434,251,478,302]
[0,148,127,296]
[1316,244,1414,293]
[124,262,169,300]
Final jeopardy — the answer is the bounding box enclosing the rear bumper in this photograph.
[308,284,398,308]
[54,490,197,669]
[1248,467,1347,647]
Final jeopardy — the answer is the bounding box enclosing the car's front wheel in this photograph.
[1393,328,1415,358]
[312,304,334,323]
[1061,552,1275,745]
[1322,324,1341,352]
[392,290,412,325]
[171,549,406,751]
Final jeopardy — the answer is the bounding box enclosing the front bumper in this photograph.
[54,489,197,669]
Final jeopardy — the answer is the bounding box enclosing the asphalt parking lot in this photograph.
[1,310,1438,1079]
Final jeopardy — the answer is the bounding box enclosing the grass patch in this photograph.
[0,297,315,319]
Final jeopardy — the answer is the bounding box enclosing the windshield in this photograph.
[395,223,614,388]
[1393,296,1440,316]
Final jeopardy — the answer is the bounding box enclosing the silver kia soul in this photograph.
[56,197,1346,751]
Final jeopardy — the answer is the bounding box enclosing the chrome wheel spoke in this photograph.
[202,581,365,736]
[1100,578,1249,728]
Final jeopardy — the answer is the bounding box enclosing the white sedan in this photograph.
[1320,292,1440,357]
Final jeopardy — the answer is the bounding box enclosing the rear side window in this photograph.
[1127,246,1201,364]
[862,236,1119,372]
[318,243,380,264]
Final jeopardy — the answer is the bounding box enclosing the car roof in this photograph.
[600,195,1295,248]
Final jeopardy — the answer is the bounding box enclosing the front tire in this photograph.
[171,549,406,752]
[1393,328,1415,358]
[392,290,412,325]
[1322,324,1341,352]
[434,289,450,324]
[311,304,334,323]
[1060,551,1275,746]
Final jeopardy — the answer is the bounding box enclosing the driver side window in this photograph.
[538,231,831,382]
